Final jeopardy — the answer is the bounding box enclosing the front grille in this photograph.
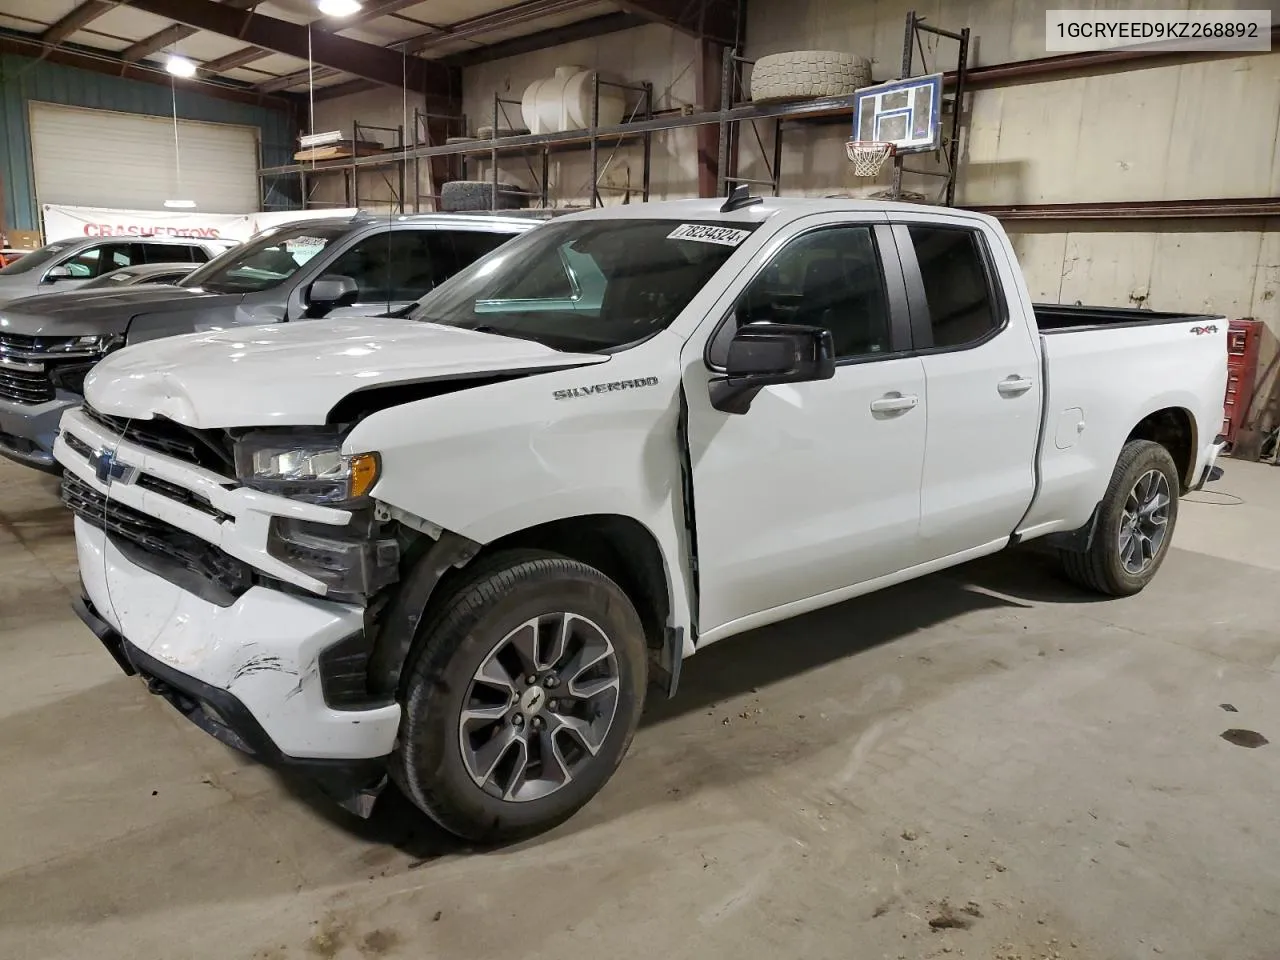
[61,473,251,598]
[82,405,235,475]
[0,360,55,405]
[0,332,45,355]
[135,474,232,523]
[0,334,109,406]
[63,427,231,521]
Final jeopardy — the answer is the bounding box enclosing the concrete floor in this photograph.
[1,457,1278,960]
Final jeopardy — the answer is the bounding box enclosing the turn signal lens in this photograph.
[348,452,380,498]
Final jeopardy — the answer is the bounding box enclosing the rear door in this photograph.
[683,215,928,640]
[894,217,1042,559]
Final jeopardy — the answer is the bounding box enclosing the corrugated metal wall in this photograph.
[0,53,296,233]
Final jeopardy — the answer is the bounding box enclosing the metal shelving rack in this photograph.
[473,76,654,209]
[258,11,970,212]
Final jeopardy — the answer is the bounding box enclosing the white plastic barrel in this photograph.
[520,66,626,134]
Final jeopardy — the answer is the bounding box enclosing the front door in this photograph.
[682,218,928,642]
[893,218,1042,559]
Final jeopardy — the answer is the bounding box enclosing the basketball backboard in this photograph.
[851,73,944,155]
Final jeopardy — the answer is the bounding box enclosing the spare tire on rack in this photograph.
[750,50,873,102]
[440,179,528,212]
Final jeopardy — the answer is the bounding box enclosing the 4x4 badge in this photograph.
[1189,325,1218,335]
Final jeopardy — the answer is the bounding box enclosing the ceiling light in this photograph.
[317,0,363,16]
[166,55,197,78]
[164,200,197,209]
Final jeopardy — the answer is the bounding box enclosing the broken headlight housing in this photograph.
[233,428,379,505]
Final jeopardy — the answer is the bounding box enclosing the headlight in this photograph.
[45,334,124,356]
[233,430,379,504]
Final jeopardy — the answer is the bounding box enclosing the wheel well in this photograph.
[471,515,671,650]
[1128,407,1195,490]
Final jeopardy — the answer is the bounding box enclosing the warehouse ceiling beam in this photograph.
[199,45,273,77]
[441,10,648,68]
[191,0,432,82]
[122,0,260,63]
[0,30,296,111]
[41,0,117,45]
[312,10,651,100]
[258,0,597,93]
[122,0,455,92]
[611,0,738,44]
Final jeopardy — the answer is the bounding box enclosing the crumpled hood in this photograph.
[0,285,232,336]
[84,316,609,428]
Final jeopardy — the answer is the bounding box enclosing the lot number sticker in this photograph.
[667,223,751,246]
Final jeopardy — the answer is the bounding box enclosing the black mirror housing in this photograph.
[711,323,836,414]
[309,275,360,310]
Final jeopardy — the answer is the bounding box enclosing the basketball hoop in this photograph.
[846,140,896,177]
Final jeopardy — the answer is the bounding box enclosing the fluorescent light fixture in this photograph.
[299,130,344,148]
[165,55,198,78]
[164,199,197,209]
[317,0,362,16]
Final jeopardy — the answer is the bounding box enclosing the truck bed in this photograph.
[1033,303,1220,333]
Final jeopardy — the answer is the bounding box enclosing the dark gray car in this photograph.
[0,212,536,471]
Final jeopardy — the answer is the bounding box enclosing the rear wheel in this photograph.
[1059,439,1179,596]
[390,550,647,843]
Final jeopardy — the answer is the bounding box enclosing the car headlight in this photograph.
[233,430,379,504]
[46,334,124,356]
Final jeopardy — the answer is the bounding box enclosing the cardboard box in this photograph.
[4,230,43,250]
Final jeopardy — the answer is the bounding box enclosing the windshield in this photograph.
[408,219,757,353]
[0,241,74,276]
[181,223,347,294]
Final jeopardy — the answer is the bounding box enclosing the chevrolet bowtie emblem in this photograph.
[89,448,136,486]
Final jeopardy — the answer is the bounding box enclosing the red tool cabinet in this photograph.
[1223,319,1263,448]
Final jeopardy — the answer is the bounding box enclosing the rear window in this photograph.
[908,226,1001,349]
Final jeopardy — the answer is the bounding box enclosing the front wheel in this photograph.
[1059,439,1180,597]
[390,550,648,843]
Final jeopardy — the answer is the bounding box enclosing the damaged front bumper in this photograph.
[73,579,395,817]
[55,406,404,816]
[73,588,392,815]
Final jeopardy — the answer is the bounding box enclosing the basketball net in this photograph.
[846,140,896,177]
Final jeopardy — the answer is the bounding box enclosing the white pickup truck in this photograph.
[56,195,1227,843]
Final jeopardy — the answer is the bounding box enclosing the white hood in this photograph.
[83,316,608,428]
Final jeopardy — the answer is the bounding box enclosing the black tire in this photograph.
[1058,439,1180,597]
[439,179,527,212]
[389,550,647,844]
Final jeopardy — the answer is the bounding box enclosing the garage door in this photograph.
[28,102,259,214]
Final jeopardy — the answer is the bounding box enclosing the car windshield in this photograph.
[0,241,74,276]
[181,224,347,294]
[408,218,757,353]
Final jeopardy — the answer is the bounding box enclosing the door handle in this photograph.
[870,393,920,414]
[997,375,1034,398]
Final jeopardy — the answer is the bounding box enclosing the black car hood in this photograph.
[0,286,239,336]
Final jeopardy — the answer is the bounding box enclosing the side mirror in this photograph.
[308,275,359,313]
[710,322,836,414]
[45,265,74,282]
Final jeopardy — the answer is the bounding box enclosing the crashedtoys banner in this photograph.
[41,205,359,243]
